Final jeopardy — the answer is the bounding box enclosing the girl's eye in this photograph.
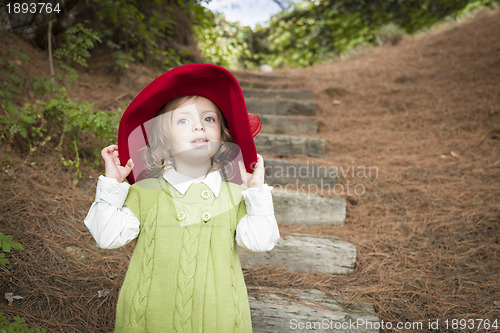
[204,116,216,123]
[177,119,188,125]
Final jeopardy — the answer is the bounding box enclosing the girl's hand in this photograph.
[101,144,134,183]
[239,154,265,188]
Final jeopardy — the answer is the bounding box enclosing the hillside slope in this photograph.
[266,6,500,327]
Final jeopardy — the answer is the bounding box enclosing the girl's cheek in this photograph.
[206,123,220,130]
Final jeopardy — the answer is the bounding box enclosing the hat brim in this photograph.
[118,63,260,184]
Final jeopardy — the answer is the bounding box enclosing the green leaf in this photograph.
[0,252,9,266]
[472,199,485,206]
[11,241,23,250]
[2,243,11,253]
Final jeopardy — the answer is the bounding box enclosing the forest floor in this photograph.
[1,6,499,333]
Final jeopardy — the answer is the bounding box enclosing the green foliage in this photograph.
[0,312,46,333]
[85,0,207,70]
[111,50,136,70]
[54,21,102,68]
[194,10,254,69]
[0,86,119,185]
[0,51,29,109]
[160,48,193,70]
[194,0,498,69]
[0,50,119,185]
[93,0,148,70]
[456,0,497,17]
[375,23,405,46]
[259,6,384,67]
[41,88,118,143]
[0,232,23,266]
[8,49,31,62]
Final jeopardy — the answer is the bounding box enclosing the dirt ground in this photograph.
[1,6,499,333]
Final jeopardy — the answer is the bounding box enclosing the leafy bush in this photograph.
[54,21,102,68]
[194,10,254,69]
[375,23,405,46]
[84,0,208,70]
[0,50,119,185]
[247,2,388,68]
[0,312,46,333]
[0,50,29,109]
[1,86,119,185]
[195,0,498,69]
[0,232,23,266]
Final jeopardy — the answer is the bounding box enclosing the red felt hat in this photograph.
[118,63,261,184]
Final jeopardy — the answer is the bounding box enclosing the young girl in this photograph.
[84,64,280,333]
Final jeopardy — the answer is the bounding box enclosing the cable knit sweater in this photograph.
[114,176,252,333]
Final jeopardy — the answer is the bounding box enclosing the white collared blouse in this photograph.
[84,170,280,252]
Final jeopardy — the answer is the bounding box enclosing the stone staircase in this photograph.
[235,71,380,332]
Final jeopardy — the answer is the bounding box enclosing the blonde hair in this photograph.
[143,95,238,180]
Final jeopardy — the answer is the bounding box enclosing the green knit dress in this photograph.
[115,177,252,333]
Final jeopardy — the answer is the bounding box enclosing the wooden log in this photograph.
[246,100,317,116]
[255,134,326,158]
[234,71,289,81]
[238,80,270,89]
[244,89,313,100]
[239,233,356,275]
[248,286,380,333]
[272,188,346,225]
[259,115,319,135]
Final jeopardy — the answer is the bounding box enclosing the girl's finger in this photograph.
[101,145,118,158]
[123,159,134,175]
[238,160,247,185]
[255,154,264,168]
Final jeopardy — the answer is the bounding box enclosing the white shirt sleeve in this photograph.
[84,176,280,252]
[84,176,140,249]
[235,184,280,252]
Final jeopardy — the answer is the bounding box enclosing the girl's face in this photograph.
[167,96,222,163]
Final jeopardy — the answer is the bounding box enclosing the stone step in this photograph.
[246,100,317,116]
[260,114,319,135]
[234,71,288,81]
[238,79,271,89]
[239,233,356,275]
[272,188,346,225]
[264,158,337,187]
[248,287,380,333]
[255,134,326,158]
[238,80,270,90]
[244,88,313,100]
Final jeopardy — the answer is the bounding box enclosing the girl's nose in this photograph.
[193,117,205,132]
[194,126,205,132]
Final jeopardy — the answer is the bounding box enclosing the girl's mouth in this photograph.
[191,138,208,146]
